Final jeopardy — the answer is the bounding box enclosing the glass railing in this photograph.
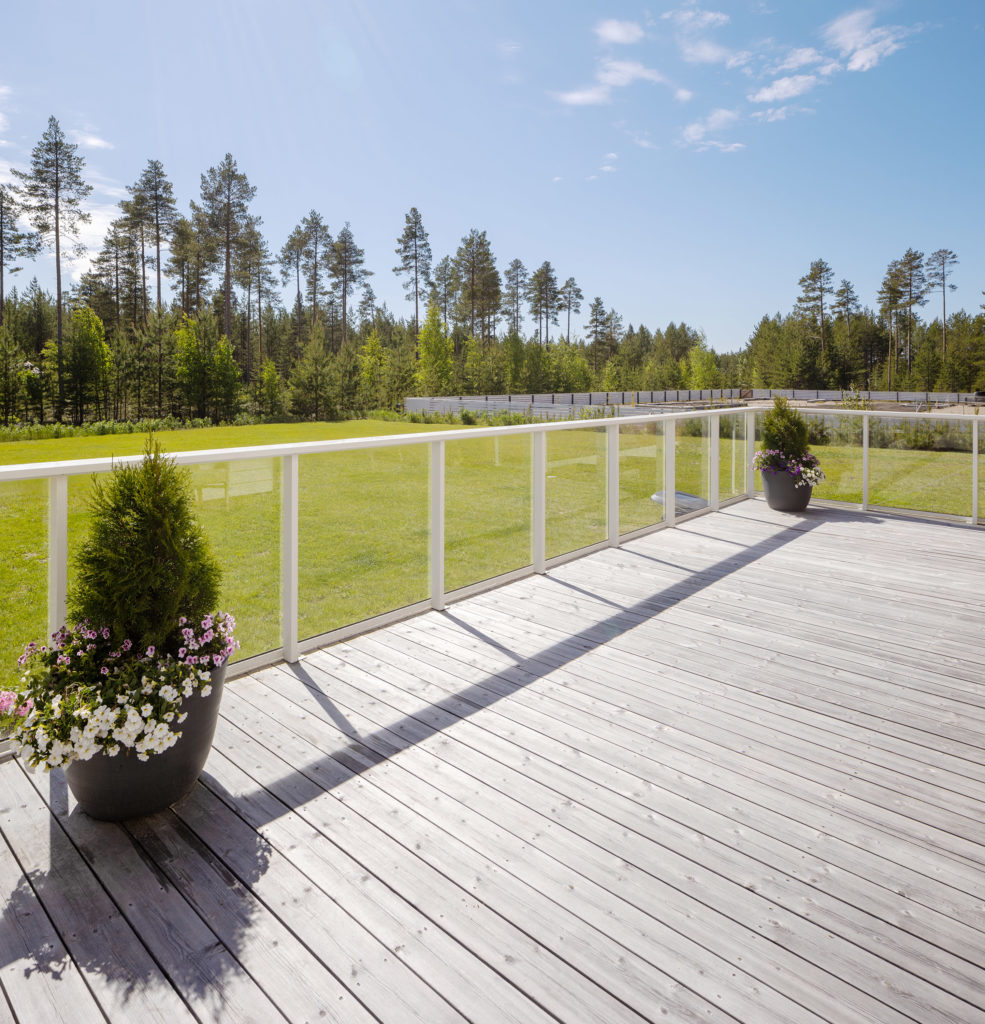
[4,403,980,684]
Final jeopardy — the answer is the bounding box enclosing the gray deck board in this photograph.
[2,500,984,1023]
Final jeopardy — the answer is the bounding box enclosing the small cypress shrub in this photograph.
[760,396,808,458]
[69,438,222,653]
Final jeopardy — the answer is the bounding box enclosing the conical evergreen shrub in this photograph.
[69,438,221,653]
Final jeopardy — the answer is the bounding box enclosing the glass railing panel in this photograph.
[546,426,606,558]
[718,412,747,501]
[619,420,664,534]
[189,459,281,661]
[445,434,531,591]
[298,446,429,641]
[802,411,863,503]
[869,416,972,517]
[673,416,710,514]
[0,478,47,687]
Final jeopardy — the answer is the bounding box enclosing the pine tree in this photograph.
[877,260,905,387]
[559,276,583,343]
[430,255,456,326]
[526,261,559,346]
[501,258,528,336]
[925,249,958,358]
[329,223,371,348]
[832,279,860,355]
[12,115,93,411]
[453,229,499,343]
[130,159,176,314]
[896,248,927,369]
[0,184,41,326]
[795,258,834,355]
[301,210,332,324]
[585,297,607,373]
[279,224,308,358]
[393,207,432,337]
[199,153,256,341]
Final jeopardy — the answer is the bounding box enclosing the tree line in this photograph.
[1,115,982,427]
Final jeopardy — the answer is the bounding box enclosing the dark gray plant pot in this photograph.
[761,470,813,512]
[64,663,226,821]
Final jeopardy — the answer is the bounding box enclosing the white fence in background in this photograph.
[1,406,980,677]
[405,388,985,419]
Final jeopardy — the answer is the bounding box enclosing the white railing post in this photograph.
[533,430,546,572]
[430,440,445,609]
[709,414,720,512]
[745,409,756,496]
[607,421,619,546]
[47,475,68,638]
[664,419,676,526]
[862,413,870,511]
[281,455,299,663]
[972,417,979,525]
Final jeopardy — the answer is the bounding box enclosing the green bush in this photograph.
[69,439,222,653]
[760,396,808,457]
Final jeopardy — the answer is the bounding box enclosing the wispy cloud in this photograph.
[823,9,911,72]
[751,105,812,123]
[748,74,817,103]
[555,58,670,105]
[70,130,114,150]
[662,3,729,31]
[682,107,743,150]
[595,19,644,45]
[775,47,824,71]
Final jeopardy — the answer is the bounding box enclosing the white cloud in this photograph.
[682,106,740,147]
[675,87,694,102]
[747,74,817,103]
[0,113,7,133]
[552,176,562,183]
[776,47,823,71]
[604,152,618,160]
[70,130,114,150]
[601,164,616,173]
[751,105,812,123]
[586,174,598,181]
[662,4,729,30]
[595,19,644,45]
[823,9,909,72]
[498,40,521,58]
[679,37,731,64]
[597,59,667,87]
[555,84,611,106]
[555,58,670,105]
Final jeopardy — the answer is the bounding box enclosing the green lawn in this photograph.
[2,416,979,686]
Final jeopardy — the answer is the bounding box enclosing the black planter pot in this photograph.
[64,663,226,821]
[761,470,813,512]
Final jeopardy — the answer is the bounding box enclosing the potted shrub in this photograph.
[6,439,238,820]
[753,396,825,512]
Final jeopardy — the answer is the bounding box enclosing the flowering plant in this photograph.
[753,448,825,488]
[1,690,33,738]
[9,612,237,769]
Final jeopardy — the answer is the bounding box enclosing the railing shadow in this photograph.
[236,513,825,824]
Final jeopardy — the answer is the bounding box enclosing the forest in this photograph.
[1,116,983,428]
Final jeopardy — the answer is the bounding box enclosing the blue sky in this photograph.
[1,1,982,352]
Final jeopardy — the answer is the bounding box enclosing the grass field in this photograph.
[2,414,980,686]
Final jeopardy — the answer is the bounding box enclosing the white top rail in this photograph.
[0,406,748,483]
[0,404,978,483]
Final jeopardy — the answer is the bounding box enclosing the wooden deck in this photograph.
[3,499,985,1024]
